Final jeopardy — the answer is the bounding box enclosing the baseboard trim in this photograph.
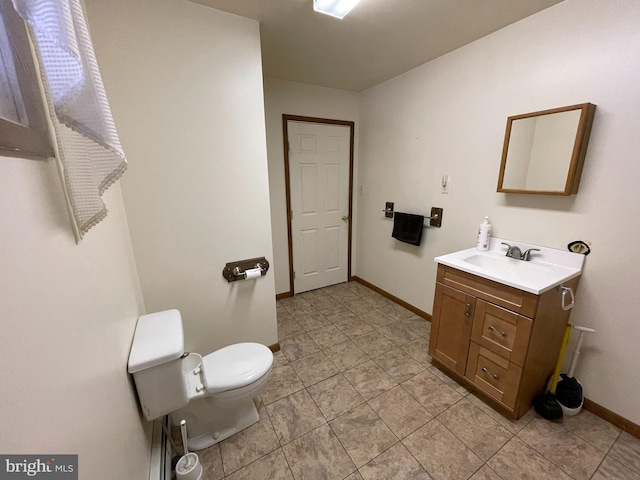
[351,276,431,322]
[276,292,292,301]
[584,398,640,439]
[268,343,281,353]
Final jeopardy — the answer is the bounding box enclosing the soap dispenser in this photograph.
[476,216,492,251]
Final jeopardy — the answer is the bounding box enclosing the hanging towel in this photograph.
[13,0,127,240]
[392,212,424,246]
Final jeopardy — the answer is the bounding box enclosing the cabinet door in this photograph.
[428,283,475,375]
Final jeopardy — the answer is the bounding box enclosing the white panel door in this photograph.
[288,121,350,293]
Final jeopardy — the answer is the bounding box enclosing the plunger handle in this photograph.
[567,326,595,378]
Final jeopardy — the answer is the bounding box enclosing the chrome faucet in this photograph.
[501,242,540,261]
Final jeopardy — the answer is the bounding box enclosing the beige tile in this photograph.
[308,295,340,312]
[271,351,290,369]
[377,322,421,346]
[592,455,640,480]
[465,393,534,434]
[352,330,397,357]
[362,293,393,309]
[332,287,361,302]
[610,431,640,474]
[517,416,604,479]
[199,443,224,480]
[345,472,365,480]
[333,316,374,338]
[428,365,470,396]
[377,302,415,321]
[277,315,304,340]
[359,443,432,480]
[402,370,463,415]
[488,437,573,480]
[291,350,339,387]
[260,363,304,404]
[225,449,293,480]
[398,315,431,335]
[343,360,398,400]
[294,311,333,332]
[437,399,513,461]
[368,385,433,439]
[329,403,398,468]
[373,348,426,383]
[401,336,431,365]
[282,297,316,316]
[359,309,396,329]
[325,309,360,323]
[220,404,280,475]
[307,374,365,421]
[282,424,356,480]
[266,390,326,444]
[561,409,621,452]
[403,419,483,480]
[323,339,369,371]
[340,297,375,315]
[306,325,349,349]
[469,465,503,480]
[280,333,320,361]
[316,303,351,317]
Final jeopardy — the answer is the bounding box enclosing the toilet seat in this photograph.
[202,342,272,393]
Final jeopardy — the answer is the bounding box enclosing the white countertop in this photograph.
[434,237,585,294]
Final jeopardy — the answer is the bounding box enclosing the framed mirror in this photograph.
[497,103,596,195]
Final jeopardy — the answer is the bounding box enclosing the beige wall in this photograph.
[85,0,277,354]
[263,78,360,294]
[356,0,640,424]
[0,156,150,478]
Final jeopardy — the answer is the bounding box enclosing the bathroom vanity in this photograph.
[428,239,584,419]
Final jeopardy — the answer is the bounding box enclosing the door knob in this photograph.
[341,215,349,222]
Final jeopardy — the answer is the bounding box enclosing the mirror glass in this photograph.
[497,103,595,195]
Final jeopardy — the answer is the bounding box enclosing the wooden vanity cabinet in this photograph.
[428,264,579,419]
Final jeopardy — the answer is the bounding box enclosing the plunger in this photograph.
[534,324,572,420]
[556,326,595,416]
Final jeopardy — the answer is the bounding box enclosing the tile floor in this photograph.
[195,281,640,480]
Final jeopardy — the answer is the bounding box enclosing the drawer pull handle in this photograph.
[464,303,472,317]
[488,325,507,337]
[481,367,499,380]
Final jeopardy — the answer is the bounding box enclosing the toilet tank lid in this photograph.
[128,309,185,374]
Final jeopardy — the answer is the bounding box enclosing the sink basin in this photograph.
[435,238,585,294]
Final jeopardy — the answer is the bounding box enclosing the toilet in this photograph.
[127,309,273,450]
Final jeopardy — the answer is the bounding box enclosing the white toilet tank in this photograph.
[128,309,189,420]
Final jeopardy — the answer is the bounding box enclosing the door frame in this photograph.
[282,114,355,296]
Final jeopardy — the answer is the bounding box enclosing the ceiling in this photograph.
[192,0,563,92]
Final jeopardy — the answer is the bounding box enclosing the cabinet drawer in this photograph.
[466,342,521,409]
[437,264,538,317]
[472,300,532,366]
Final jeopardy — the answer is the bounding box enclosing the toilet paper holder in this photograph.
[223,257,270,282]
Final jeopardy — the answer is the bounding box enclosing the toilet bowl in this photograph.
[127,309,273,450]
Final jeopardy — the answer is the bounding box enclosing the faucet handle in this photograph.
[522,248,541,261]
[501,242,514,257]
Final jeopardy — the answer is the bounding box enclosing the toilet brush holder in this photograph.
[175,453,202,480]
[176,419,203,480]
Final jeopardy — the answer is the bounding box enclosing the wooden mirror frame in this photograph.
[497,103,596,195]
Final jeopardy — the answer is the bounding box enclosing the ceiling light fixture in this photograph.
[313,0,362,19]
